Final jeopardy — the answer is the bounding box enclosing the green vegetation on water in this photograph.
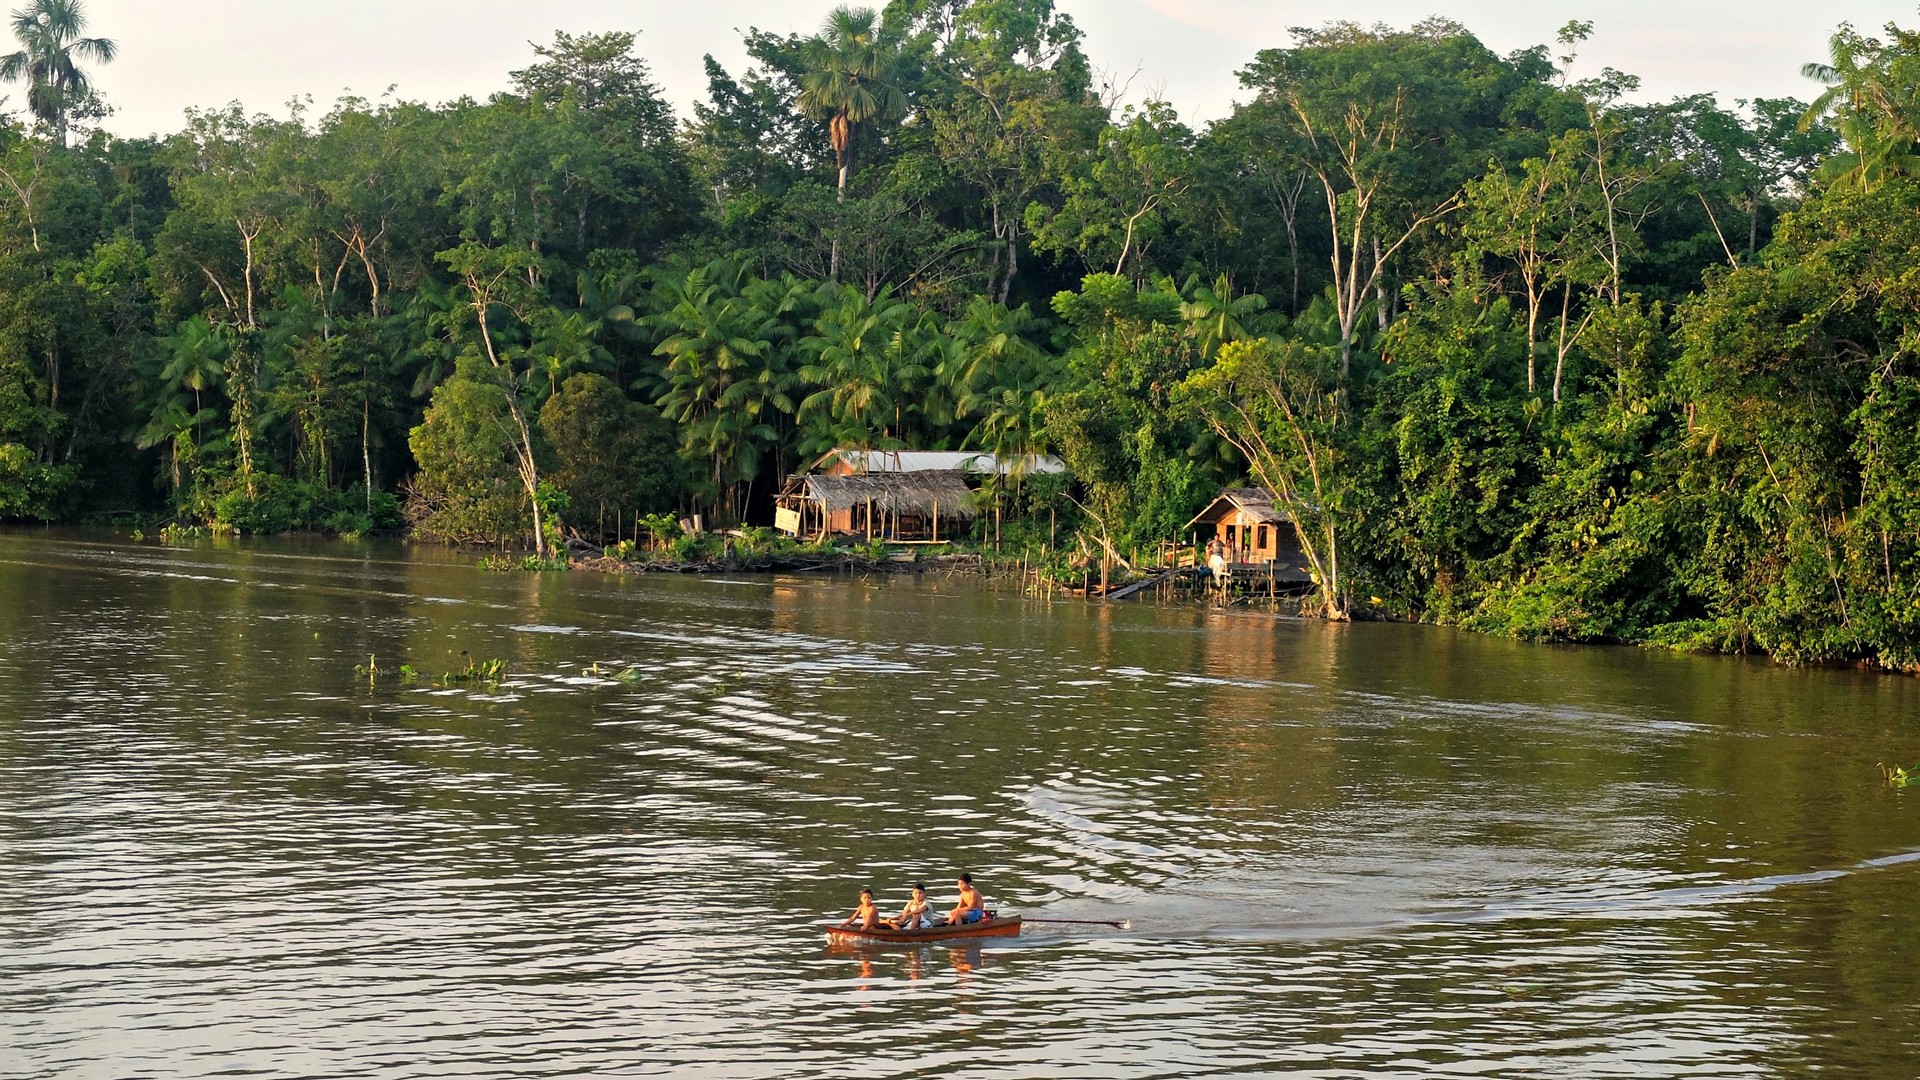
[3,3,1920,667]
[357,652,507,689]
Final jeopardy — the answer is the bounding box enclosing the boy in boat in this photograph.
[944,873,986,925]
[838,887,882,930]
[889,883,934,930]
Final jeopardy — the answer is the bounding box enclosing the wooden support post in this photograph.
[933,499,939,543]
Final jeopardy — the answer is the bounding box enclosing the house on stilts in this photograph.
[1184,487,1314,583]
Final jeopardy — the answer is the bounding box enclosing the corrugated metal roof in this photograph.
[820,449,1068,476]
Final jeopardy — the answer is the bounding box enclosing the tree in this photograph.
[1672,176,1920,666]
[1180,334,1353,619]
[539,372,679,537]
[651,263,813,522]
[1042,273,1212,552]
[437,241,561,557]
[404,354,526,545]
[797,6,911,201]
[907,0,1102,303]
[1459,134,1605,398]
[1800,20,1920,191]
[1026,101,1190,279]
[1179,273,1268,360]
[0,0,114,147]
[1236,20,1546,374]
[798,288,936,449]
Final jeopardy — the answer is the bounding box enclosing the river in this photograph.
[3,531,1919,1078]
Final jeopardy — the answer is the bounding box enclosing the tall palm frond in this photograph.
[0,0,115,144]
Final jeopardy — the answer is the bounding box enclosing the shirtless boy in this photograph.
[838,887,882,930]
[944,873,986,925]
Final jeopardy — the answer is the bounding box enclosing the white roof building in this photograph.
[813,449,1068,476]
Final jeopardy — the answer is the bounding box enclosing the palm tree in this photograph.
[1179,273,1269,359]
[653,263,804,521]
[1800,23,1920,191]
[798,291,935,451]
[0,0,115,146]
[797,6,909,201]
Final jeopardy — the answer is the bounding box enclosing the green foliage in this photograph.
[0,440,71,519]
[441,654,508,686]
[9,7,1920,671]
[1043,283,1211,550]
[0,0,116,144]
[405,357,525,544]
[667,532,712,563]
[797,6,911,194]
[1357,287,1539,619]
[1025,101,1193,278]
[1179,331,1352,617]
[1801,22,1920,191]
[636,512,681,550]
[204,473,400,535]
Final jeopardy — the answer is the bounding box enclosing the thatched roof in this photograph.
[781,471,980,517]
[1184,487,1291,529]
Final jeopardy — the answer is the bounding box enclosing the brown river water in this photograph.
[3,531,1920,1078]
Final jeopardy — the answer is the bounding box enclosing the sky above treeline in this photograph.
[59,0,1916,138]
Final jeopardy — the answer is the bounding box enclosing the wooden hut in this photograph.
[774,447,1063,541]
[774,471,977,542]
[1184,487,1303,567]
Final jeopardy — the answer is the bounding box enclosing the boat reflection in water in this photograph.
[826,941,992,989]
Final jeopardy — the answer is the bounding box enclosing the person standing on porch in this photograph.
[1207,537,1229,584]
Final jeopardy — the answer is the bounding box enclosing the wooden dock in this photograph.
[1101,561,1314,604]
[1103,569,1177,601]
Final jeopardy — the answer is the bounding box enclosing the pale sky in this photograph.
[48,1,1919,138]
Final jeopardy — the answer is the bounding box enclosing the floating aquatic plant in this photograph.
[437,652,508,687]
[1880,762,1919,788]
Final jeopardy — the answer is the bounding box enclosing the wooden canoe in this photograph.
[823,913,1021,946]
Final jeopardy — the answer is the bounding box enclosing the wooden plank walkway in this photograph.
[1104,568,1179,601]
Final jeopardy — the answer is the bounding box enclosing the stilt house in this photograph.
[1184,487,1304,567]
[775,470,977,542]
[773,449,1065,542]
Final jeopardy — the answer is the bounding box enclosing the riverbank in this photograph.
[566,547,1002,577]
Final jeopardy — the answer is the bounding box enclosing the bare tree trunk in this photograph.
[475,300,550,558]
[362,398,373,516]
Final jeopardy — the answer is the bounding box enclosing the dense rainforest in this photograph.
[3,0,1919,667]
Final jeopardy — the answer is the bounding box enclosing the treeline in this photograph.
[4,2,1920,666]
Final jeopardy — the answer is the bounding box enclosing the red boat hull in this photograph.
[823,914,1021,946]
